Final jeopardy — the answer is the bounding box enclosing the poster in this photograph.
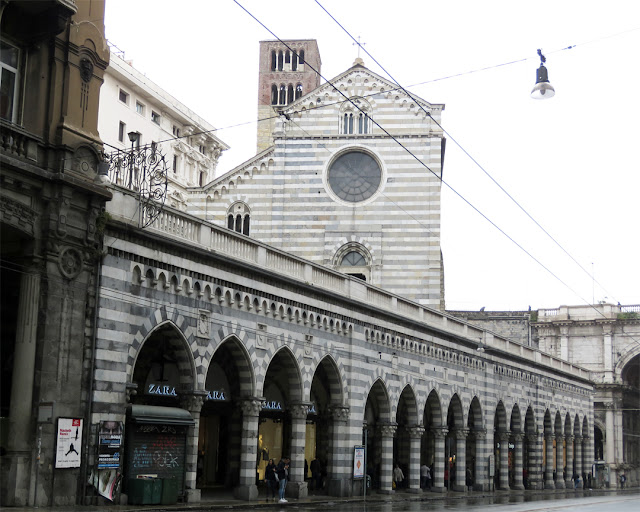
[89,469,120,501]
[353,445,365,478]
[98,421,123,469]
[55,418,83,468]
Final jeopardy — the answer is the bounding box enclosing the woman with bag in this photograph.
[265,458,277,501]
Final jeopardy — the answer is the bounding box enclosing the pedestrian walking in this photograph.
[393,463,404,489]
[420,463,429,488]
[276,456,290,503]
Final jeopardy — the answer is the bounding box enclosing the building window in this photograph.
[227,202,250,236]
[279,85,286,105]
[118,121,126,142]
[271,84,278,105]
[358,113,369,134]
[136,101,145,115]
[199,145,206,154]
[343,113,354,134]
[292,51,298,71]
[271,50,277,71]
[172,155,178,173]
[335,244,371,282]
[287,84,294,105]
[299,50,305,64]
[151,111,160,124]
[1,40,19,122]
[172,125,180,137]
[295,83,303,100]
[119,89,129,104]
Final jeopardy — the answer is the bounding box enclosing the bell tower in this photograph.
[257,39,321,153]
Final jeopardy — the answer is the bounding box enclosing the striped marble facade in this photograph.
[90,199,595,502]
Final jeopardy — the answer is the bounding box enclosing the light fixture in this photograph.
[128,131,139,143]
[531,49,555,100]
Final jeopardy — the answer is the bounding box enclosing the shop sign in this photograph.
[206,389,227,401]
[147,384,178,397]
[55,418,83,468]
[308,402,317,414]
[353,445,365,478]
[98,421,123,469]
[263,401,283,411]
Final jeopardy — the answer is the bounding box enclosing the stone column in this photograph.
[574,435,583,488]
[378,423,397,494]
[613,398,624,488]
[473,429,487,491]
[526,433,542,490]
[564,435,574,488]
[287,403,309,498]
[453,429,468,491]
[498,432,510,490]
[544,434,555,489]
[512,433,525,490]
[406,426,425,493]
[181,392,207,503]
[233,398,263,500]
[582,435,591,487]
[5,270,41,506]
[555,434,565,489]
[431,427,447,492]
[327,405,350,497]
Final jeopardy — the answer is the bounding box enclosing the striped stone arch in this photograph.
[543,409,553,435]
[257,344,304,403]
[524,405,538,434]
[126,307,196,388]
[222,194,250,209]
[510,403,522,433]
[573,414,582,436]
[447,393,465,430]
[564,412,573,437]
[206,334,255,398]
[395,384,420,426]
[468,396,483,430]
[581,415,589,438]
[494,400,508,432]
[250,331,304,394]
[329,236,377,266]
[306,353,348,406]
[364,378,392,423]
[424,388,444,427]
[554,411,564,435]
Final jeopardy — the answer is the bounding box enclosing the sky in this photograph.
[103,0,640,312]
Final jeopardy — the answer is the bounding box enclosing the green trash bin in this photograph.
[128,478,162,505]
[160,478,179,505]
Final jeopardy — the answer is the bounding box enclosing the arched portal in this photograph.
[394,385,419,490]
[258,347,303,495]
[364,379,391,492]
[553,412,565,488]
[524,406,538,489]
[509,404,523,489]
[467,397,483,490]
[446,394,464,491]
[422,390,444,492]
[308,356,345,494]
[494,401,509,489]
[620,354,640,470]
[543,410,554,488]
[198,337,254,493]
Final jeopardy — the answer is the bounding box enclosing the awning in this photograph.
[127,405,194,426]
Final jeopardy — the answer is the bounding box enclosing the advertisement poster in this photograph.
[98,421,123,469]
[55,418,83,468]
[353,445,365,478]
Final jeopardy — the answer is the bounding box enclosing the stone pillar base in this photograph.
[452,483,467,492]
[327,478,352,497]
[233,483,258,500]
[512,484,525,490]
[184,488,201,503]
[406,487,422,493]
[555,480,565,489]
[2,452,31,507]
[378,488,394,494]
[544,480,556,489]
[286,481,308,499]
[431,486,446,493]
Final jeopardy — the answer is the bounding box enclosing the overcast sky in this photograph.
[104,0,640,312]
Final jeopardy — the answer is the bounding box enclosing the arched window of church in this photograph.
[278,51,284,71]
[292,52,298,71]
[271,51,277,71]
[358,113,370,134]
[279,85,286,105]
[335,245,371,282]
[271,84,278,105]
[285,51,291,65]
[227,202,251,237]
[287,84,294,104]
[341,251,366,267]
[295,84,303,100]
[242,215,250,236]
[299,50,305,64]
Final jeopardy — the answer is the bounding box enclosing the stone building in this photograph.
[189,40,446,309]
[0,0,111,506]
[534,304,640,488]
[97,50,229,209]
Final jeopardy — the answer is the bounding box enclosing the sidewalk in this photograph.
[3,486,638,512]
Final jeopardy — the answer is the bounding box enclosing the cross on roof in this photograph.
[353,36,366,59]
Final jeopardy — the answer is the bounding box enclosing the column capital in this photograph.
[565,434,574,442]
[545,433,555,442]
[454,428,469,440]
[329,404,350,423]
[497,431,511,442]
[555,433,564,442]
[378,423,397,438]
[181,390,208,413]
[238,397,265,417]
[289,402,310,420]
[574,434,583,442]
[513,432,525,442]
[582,434,590,441]
[407,425,425,439]
[431,427,448,439]
[472,428,487,440]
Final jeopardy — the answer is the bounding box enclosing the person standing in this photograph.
[265,458,277,501]
[393,463,404,489]
[420,463,428,489]
[310,457,321,491]
[277,456,290,503]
